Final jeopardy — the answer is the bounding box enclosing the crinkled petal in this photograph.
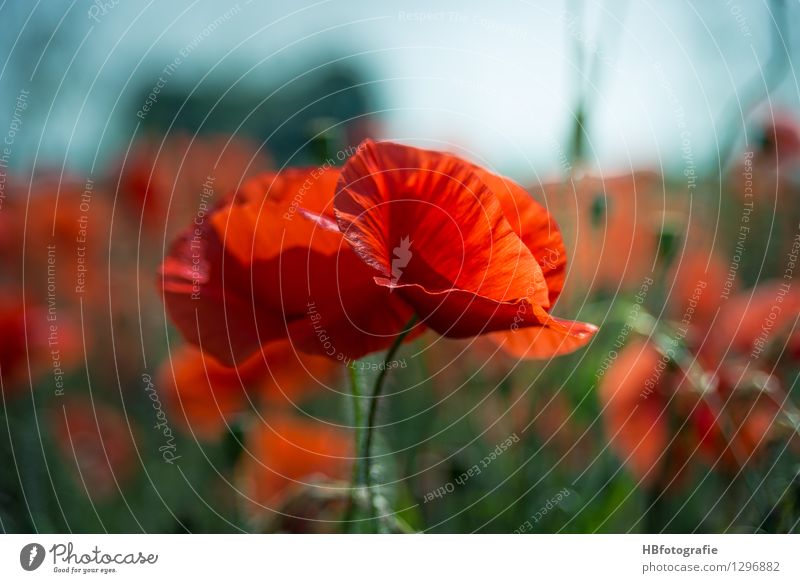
[335,140,549,337]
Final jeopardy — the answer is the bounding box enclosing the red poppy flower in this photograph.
[0,288,82,398]
[0,305,29,385]
[159,166,419,365]
[334,140,596,358]
[709,281,800,366]
[160,140,595,364]
[237,413,351,511]
[0,301,49,396]
[117,132,273,240]
[51,398,137,499]
[667,246,731,336]
[599,339,675,485]
[599,247,792,485]
[691,363,785,471]
[157,341,335,440]
[157,345,253,440]
[600,338,789,485]
[0,175,113,306]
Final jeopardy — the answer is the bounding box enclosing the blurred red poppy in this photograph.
[599,339,675,485]
[600,241,798,484]
[117,132,273,241]
[0,299,48,394]
[691,363,785,470]
[707,281,800,367]
[157,341,335,440]
[0,289,82,398]
[51,398,137,498]
[0,174,112,305]
[0,175,141,384]
[667,245,731,337]
[600,336,790,485]
[157,345,252,440]
[237,413,351,511]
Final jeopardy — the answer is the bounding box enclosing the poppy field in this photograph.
[1,1,799,536]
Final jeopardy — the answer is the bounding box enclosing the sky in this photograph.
[1,0,798,184]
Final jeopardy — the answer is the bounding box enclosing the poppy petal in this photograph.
[598,339,670,484]
[475,170,567,304]
[487,316,597,358]
[238,414,352,509]
[159,222,273,365]
[335,140,549,337]
[159,167,419,364]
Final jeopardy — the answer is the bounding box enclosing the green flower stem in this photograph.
[348,363,365,481]
[359,316,418,493]
[342,363,364,531]
[343,315,417,532]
